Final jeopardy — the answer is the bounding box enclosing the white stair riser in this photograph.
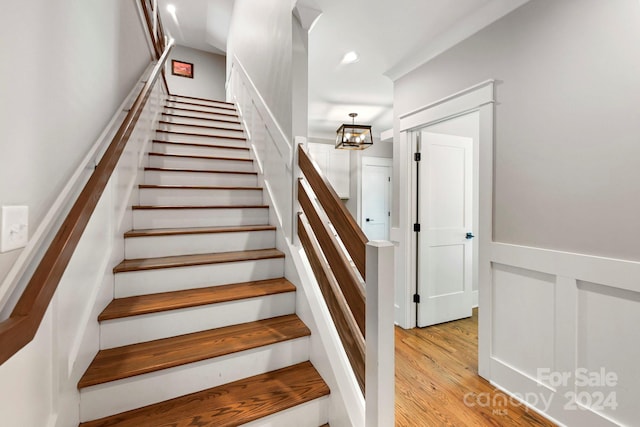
[156,131,248,148]
[165,101,237,116]
[167,97,234,110]
[144,170,257,187]
[148,154,254,172]
[240,397,330,427]
[164,107,238,122]
[158,123,244,139]
[160,115,243,130]
[79,337,310,422]
[100,293,296,349]
[132,207,268,229]
[152,142,251,159]
[125,230,275,258]
[114,258,284,297]
[139,188,263,206]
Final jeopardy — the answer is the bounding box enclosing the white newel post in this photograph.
[365,241,395,427]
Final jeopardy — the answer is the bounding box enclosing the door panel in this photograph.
[418,132,473,327]
[362,159,391,241]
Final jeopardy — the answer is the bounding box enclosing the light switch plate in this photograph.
[1,206,29,252]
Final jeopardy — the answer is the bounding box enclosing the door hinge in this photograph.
[414,152,421,162]
[388,176,391,182]
[413,294,421,304]
[413,223,421,232]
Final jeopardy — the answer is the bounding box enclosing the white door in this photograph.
[361,158,391,240]
[417,131,473,327]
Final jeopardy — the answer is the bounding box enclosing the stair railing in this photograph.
[297,143,395,426]
[0,39,174,366]
[139,0,170,92]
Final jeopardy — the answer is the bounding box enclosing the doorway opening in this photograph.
[413,112,480,328]
[361,157,392,241]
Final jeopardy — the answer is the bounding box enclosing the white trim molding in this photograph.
[384,0,530,81]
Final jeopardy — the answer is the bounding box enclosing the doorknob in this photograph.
[466,232,475,239]
[366,218,372,222]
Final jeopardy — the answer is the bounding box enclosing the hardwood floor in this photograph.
[395,309,557,426]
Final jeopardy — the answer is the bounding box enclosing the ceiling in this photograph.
[158,0,528,140]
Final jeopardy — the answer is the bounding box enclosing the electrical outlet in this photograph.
[1,206,29,252]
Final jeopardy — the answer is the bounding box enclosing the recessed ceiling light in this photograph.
[166,4,176,14]
[341,51,360,65]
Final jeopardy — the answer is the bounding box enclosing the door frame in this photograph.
[397,80,494,378]
[361,156,393,240]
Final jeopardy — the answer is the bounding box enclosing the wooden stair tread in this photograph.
[152,139,249,150]
[124,224,276,238]
[131,204,268,210]
[139,184,262,190]
[148,152,253,162]
[169,94,235,105]
[79,361,329,426]
[78,315,309,389]
[145,167,256,175]
[157,129,246,141]
[163,105,238,118]
[166,99,237,112]
[159,120,244,132]
[161,112,241,125]
[99,278,296,321]
[113,248,284,273]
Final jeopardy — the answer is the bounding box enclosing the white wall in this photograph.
[395,0,640,262]
[0,2,163,426]
[227,0,293,140]
[0,0,149,285]
[165,45,226,100]
[393,1,640,424]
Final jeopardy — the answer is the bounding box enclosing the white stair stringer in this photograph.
[132,206,268,229]
[114,258,285,298]
[148,153,254,172]
[139,187,263,206]
[100,292,296,349]
[79,337,310,422]
[125,228,276,258]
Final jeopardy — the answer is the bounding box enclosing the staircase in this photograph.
[77,95,330,427]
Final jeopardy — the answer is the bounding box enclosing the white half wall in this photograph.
[165,45,226,100]
[227,0,293,140]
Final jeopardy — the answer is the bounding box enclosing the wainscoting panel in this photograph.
[491,263,555,380]
[486,243,640,426]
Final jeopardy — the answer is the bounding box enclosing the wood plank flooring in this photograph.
[395,309,557,426]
